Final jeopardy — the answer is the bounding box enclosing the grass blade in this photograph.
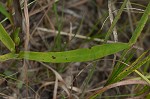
[0,2,13,24]
[18,43,129,63]
[112,51,150,83]
[134,70,150,85]
[88,79,149,99]
[106,1,150,85]
[129,2,150,44]
[104,0,128,43]
[0,23,15,52]
[0,53,17,61]
[105,50,135,85]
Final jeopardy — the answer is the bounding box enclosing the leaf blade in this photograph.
[111,51,150,83]
[0,53,17,61]
[106,1,150,85]
[18,43,129,63]
[0,2,13,24]
[129,2,150,44]
[0,23,15,52]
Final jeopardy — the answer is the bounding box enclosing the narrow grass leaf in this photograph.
[80,62,97,98]
[0,23,15,52]
[88,79,149,99]
[112,52,150,83]
[52,2,63,51]
[106,2,150,85]
[105,50,135,85]
[0,2,12,24]
[18,43,129,63]
[134,70,150,85]
[129,2,150,44]
[104,0,128,43]
[0,53,17,61]
[136,86,150,97]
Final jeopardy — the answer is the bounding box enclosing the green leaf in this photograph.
[0,23,15,52]
[105,1,150,85]
[4,70,13,76]
[0,2,13,24]
[129,2,150,44]
[105,49,135,85]
[18,43,129,63]
[12,27,20,46]
[0,53,17,61]
[111,51,150,83]
[134,70,150,85]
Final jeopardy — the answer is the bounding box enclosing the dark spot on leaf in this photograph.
[126,70,127,71]
[52,56,56,59]
[66,58,68,60]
